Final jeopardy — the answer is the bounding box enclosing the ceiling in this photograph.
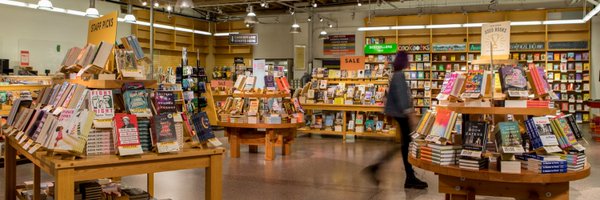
[106,0,593,21]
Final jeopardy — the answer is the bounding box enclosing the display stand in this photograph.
[409,156,589,200]
[4,136,224,200]
[219,122,300,161]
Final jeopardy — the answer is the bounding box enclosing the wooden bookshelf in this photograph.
[132,10,209,69]
[213,21,253,67]
[363,8,591,122]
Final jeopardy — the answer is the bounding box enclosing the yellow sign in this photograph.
[340,56,365,71]
[87,11,118,71]
[481,21,510,60]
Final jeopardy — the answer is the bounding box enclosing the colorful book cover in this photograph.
[154,91,176,114]
[462,70,484,97]
[430,109,453,139]
[124,89,152,117]
[497,121,525,153]
[462,121,488,152]
[191,112,215,142]
[114,113,143,156]
[152,113,180,153]
[89,90,114,119]
[499,66,528,97]
[264,75,276,91]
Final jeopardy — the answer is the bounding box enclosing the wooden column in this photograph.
[147,173,155,197]
[5,142,17,200]
[265,129,275,161]
[206,154,223,200]
[55,169,75,200]
[228,128,240,158]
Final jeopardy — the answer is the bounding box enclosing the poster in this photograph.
[294,45,306,70]
[481,21,510,60]
[20,50,29,66]
[323,34,355,55]
[253,59,266,88]
[340,56,365,71]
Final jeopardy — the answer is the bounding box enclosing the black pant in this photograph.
[375,116,415,179]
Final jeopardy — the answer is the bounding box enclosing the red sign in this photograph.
[20,50,29,66]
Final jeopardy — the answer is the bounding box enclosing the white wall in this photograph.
[310,12,367,59]
[0,0,130,73]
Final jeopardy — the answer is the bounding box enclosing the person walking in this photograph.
[363,51,428,189]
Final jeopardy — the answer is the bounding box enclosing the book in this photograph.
[91,41,114,68]
[461,70,486,99]
[89,90,115,119]
[499,66,529,97]
[264,75,276,91]
[428,109,457,142]
[115,49,144,78]
[114,113,144,156]
[124,89,152,117]
[461,121,488,158]
[191,112,216,142]
[152,113,180,153]
[497,121,525,153]
[243,76,256,91]
[525,117,561,153]
[154,91,176,114]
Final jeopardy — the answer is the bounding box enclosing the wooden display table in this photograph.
[4,137,225,200]
[219,122,300,161]
[409,156,590,200]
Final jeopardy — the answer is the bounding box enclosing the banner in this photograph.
[87,11,118,71]
[364,44,397,54]
[481,21,510,60]
[323,35,355,55]
[340,56,365,71]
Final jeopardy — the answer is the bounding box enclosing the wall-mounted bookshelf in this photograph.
[363,8,591,122]
[213,21,253,68]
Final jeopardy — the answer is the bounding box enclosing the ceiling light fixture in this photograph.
[462,23,483,27]
[85,0,99,17]
[357,0,362,6]
[176,0,193,8]
[328,23,333,28]
[510,21,542,26]
[307,16,312,22]
[357,26,390,31]
[142,1,147,6]
[123,3,136,23]
[154,2,159,7]
[319,30,327,39]
[426,24,462,29]
[260,0,267,8]
[312,0,317,7]
[244,5,258,24]
[543,19,585,24]
[290,15,301,34]
[390,25,425,30]
[584,4,600,21]
[37,0,52,10]
[166,4,173,12]
[319,17,323,22]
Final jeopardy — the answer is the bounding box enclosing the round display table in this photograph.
[218,122,301,161]
[409,156,590,200]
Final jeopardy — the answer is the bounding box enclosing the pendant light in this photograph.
[123,3,136,23]
[319,30,327,39]
[176,0,194,8]
[37,0,53,10]
[244,5,258,25]
[290,14,301,33]
[85,0,100,17]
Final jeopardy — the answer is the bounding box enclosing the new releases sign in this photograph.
[481,21,510,60]
[340,56,365,71]
[324,35,355,55]
[229,34,258,45]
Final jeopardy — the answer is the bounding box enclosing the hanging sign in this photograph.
[340,56,365,71]
[364,44,397,54]
[234,57,244,64]
[323,34,355,55]
[229,34,258,45]
[481,21,510,60]
[20,50,29,66]
[87,11,118,71]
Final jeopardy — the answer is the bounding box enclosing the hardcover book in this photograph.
[462,121,488,153]
[89,90,115,119]
[497,121,525,153]
[114,113,144,156]
[152,113,180,153]
[191,112,216,142]
[124,89,152,117]
[154,91,176,114]
[499,66,529,97]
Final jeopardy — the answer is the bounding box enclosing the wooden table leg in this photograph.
[147,173,154,197]
[265,129,275,161]
[5,141,17,200]
[228,128,240,158]
[33,165,41,200]
[249,145,259,153]
[282,129,292,156]
[55,169,75,200]
[206,154,223,200]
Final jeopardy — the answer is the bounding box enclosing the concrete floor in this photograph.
[2,131,600,200]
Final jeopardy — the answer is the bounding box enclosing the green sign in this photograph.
[364,44,397,54]
[469,44,481,51]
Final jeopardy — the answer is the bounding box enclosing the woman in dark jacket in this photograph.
[363,51,428,189]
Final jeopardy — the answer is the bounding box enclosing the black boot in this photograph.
[361,164,380,186]
[404,177,428,189]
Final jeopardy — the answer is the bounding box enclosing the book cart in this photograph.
[3,79,225,200]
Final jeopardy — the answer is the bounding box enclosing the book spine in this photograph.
[540,168,567,173]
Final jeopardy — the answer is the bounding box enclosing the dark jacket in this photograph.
[384,71,413,117]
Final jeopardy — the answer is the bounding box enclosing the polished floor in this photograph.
[2,130,600,200]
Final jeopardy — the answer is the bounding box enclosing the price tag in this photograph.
[28,144,42,154]
[425,135,442,143]
[460,149,482,158]
[543,146,563,153]
[572,144,586,152]
[22,139,34,150]
[208,138,223,147]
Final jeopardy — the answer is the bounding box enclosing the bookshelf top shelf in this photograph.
[301,104,384,112]
[437,103,557,115]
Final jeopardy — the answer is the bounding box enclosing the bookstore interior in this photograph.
[1,0,600,200]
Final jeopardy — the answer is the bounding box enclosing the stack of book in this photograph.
[459,157,489,170]
[419,145,433,163]
[138,118,152,152]
[428,143,461,165]
[78,182,103,200]
[527,158,568,174]
[565,151,586,171]
[409,140,422,158]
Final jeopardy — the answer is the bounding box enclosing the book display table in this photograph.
[219,122,300,161]
[409,156,590,200]
[4,136,225,200]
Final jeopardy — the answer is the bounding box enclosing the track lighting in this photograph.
[166,5,173,12]
[312,0,317,7]
[307,16,312,22]
[37,0,53,10]
[319,17,323,22]
[328,23,333,28]
[85,0,99,17]
[142,1,147,6]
